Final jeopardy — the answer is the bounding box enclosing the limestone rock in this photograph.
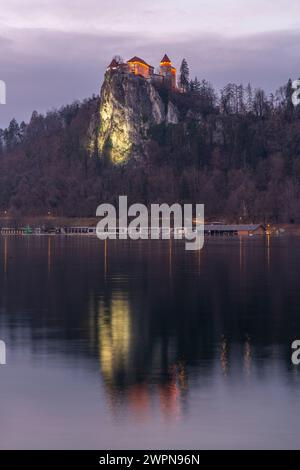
[92,71,179,163]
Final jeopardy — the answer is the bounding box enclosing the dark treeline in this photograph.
[1,77,300,222]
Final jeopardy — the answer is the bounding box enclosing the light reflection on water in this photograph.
[0,236,300,449]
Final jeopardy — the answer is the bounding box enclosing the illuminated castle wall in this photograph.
[127,56,154,79]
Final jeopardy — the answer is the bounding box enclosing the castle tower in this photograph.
[159,54,176,89]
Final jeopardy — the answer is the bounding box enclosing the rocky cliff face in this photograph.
[89,72,179,164]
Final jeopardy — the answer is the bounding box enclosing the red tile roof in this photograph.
[127,56,150,67]
[161,54,171,64]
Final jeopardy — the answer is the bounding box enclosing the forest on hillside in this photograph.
[1,71,300,222]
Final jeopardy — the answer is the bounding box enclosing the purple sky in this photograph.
[0,0,300,127]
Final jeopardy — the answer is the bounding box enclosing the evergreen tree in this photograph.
[3,118,20,151]
[179,59,190,92]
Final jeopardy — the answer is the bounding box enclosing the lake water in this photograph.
[0,235,300,449]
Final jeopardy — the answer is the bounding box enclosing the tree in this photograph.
[179,58,190,92]
[237,84,246,114]
[190,77,201,93]
[283,78,295,118]
[245,83,253,113]
[3,118,20,151]
[253,88,268,118]
[220,84,235,114]
[0,129,4,155]
[113,55,124,65]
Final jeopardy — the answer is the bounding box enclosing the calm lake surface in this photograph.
[0,235,300,449]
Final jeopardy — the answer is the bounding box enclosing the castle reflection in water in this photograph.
[1,235,300,422]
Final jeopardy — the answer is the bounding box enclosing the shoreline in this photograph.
[0,217,296,228]
[0,217,299,236]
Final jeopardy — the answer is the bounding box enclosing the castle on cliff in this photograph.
[107,54,177,89]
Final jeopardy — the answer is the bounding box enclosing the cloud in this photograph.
[1,0,300,37]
